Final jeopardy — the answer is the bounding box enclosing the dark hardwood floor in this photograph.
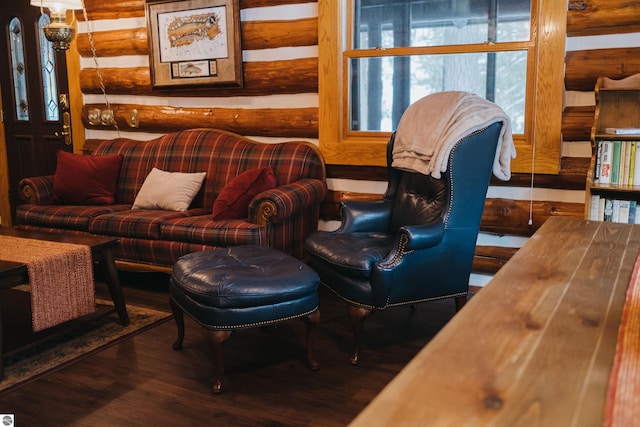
[0,271,464,426]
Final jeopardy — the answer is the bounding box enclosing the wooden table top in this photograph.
[0,227,118,253]
[350,217,640,427]
[0,260,26,281]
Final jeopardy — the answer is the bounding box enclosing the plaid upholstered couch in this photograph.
[16,129,327,269]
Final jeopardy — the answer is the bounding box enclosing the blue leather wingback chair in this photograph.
[304,122,502,364]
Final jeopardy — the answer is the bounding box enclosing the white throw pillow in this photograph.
[132,168,206,211]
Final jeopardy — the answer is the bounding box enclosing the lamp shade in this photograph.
[30,0,83,10]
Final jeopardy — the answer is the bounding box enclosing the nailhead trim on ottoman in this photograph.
[169,245,321,393]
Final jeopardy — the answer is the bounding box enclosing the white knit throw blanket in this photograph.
[0,236,95,331]
[392,91,516,180]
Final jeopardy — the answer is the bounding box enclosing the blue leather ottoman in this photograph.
[169,245,320,393]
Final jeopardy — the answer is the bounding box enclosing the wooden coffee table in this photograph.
[0,227,130,380]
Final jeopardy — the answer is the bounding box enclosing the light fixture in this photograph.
[30,0,84,51]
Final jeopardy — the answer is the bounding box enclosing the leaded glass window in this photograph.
[9,17,29,121]
[38,14,59,121]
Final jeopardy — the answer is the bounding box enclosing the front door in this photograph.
[0,3,72,224]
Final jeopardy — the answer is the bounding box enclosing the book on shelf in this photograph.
[594,140,602,183]
[633,142,640,186]
[599,140,613,185]
[618,200,630,224]
[605,128,640,136]
[597,139,640,186]
[589,194,600,221]
[611,141,621,185]
[591,196,640,224]
[629,141,637,186]
[619,141,628,185]
[604,199,613,222]
[612,199,621,222]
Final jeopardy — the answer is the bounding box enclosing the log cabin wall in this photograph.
[77,0,319,146]
[75,0,640,285]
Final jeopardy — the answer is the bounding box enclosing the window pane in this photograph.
[355,0,531,49]
[39,14,59,122]
[350,51,527,133]
[9,17,29,121]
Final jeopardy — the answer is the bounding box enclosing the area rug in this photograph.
[0,289,171,395]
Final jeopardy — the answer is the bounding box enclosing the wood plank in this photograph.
[565,47,640,91]
[563,106,596,142]
[82,104,318,137]
[325,164,387,181]
[325,158,590,191]
[351,217,640,426]
[242,18,318,50]
[77,0,315,20]
[79,58,318,96]
[489,221,634,424]
[481,198,585,236]
[76,28,148,58]
[240,0,317,8]
[471,246,519,275]
[567,0,640,37]
[321,192,584,237]
[76,19,318,58]
[491,157,590,190]
[76,0,144,20]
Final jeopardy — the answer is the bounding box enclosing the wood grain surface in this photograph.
[351,217,640,427]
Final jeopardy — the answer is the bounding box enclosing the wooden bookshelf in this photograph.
[586,74,640,222]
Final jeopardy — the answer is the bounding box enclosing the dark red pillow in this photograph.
[212,167,278,220]
[52,150,123,205]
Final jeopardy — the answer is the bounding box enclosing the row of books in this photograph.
[593,140,640,186]
[589,195,640,224]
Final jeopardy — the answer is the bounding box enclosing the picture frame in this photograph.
[145,0,243,89]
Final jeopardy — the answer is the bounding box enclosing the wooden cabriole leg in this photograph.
[204,329,232,394]
[347,305,373,366]
[169,298,185,350]
[454,295,467,312]
[303,310,321,371]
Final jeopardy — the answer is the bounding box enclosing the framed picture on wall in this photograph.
[146,0,243,89]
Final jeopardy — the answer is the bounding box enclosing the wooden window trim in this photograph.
[318,0,567,174]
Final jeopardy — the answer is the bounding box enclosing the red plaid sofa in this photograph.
[16,129,327,269]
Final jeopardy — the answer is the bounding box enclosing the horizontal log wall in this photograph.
[565,47,640,91]
[78,0,318,136]
[82,104,318,137]
[76,0,315,21]
[75,0,640,281]
[79,58,318,97]
[567,0,640,36]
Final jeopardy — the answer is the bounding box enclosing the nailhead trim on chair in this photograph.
[385,291,468,308]
[323,283,466,311]
[379,233,410,269]
[445,126,486,228]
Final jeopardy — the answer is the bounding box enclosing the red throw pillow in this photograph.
[212,167,278,220]
[52,150,123,205]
